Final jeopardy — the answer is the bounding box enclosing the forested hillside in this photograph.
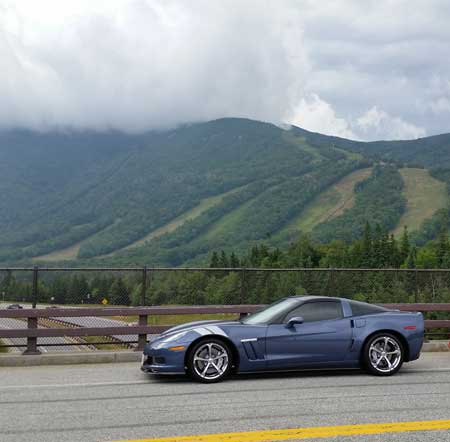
[0,118,449,266]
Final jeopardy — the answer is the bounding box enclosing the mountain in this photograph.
[0,118,448,266]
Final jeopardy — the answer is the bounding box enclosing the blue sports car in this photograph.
[141,296,424,383]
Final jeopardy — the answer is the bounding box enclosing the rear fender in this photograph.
[350,312,424,362]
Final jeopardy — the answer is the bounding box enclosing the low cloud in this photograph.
[290,94,357,140]
[0,0,306,132]
[290,97,426,141]
[1,1,450,140]
[356,107,426,140]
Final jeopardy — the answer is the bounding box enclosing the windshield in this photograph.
[242,298,300,325]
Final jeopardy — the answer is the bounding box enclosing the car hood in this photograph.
[159,319,239,338]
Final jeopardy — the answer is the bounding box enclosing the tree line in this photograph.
[2,221,450,307]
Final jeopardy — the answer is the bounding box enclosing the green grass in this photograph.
[82,336,128,351]
[201,197,256,240]
[112,313,238,325]
[149,313,237,325]
[392,168,448,235]
[33,186,247,261]
[200,179,297,242]
[33,220,120,262]
[283,132,324,163]
[333,146,363,161]
[277,167,373,236]
[0,340,8,353]
[119,186,246,252]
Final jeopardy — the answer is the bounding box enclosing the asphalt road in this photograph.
[0,353,450,442]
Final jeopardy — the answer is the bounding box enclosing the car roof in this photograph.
[287,295,344,302]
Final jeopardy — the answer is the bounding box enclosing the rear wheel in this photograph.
[187,339,232,383]
[363,333,404,376]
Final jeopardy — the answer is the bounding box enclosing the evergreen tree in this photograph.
[388,234,402,267]
[379,230,389,268]
[361,222,373,267]
[229,252,240,268]
[50,277,68,304]
[209,251,219,268]
[372,224,382,267]
[66,275,90,304]
[219,250,229,267]
[406,246,417,269]
[249,245,260,266]
[109,277,130,305]
[400,226,410,263]
[436,227,450,268]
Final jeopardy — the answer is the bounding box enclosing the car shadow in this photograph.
[144,367,368,384]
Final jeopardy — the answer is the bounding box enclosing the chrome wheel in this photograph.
[369,336,402,373]
[193,342,229,381]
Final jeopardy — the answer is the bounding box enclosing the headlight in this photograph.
[152,331,188,349]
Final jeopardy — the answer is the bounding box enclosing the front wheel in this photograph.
[363,333,404,376]
[187,339,232,383]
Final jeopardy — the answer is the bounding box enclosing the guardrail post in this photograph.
[23,316,41,355]
[32,266,39,309]
[135,314,148,351]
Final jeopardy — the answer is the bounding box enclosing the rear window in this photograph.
[349,300,388,317]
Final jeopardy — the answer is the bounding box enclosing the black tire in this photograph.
[363,332,404,376]
[187,338,233,383]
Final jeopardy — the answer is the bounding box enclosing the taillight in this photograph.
[404,325,417,330]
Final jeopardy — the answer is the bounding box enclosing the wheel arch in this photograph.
[361,329,410,362]
[184,334,240,372]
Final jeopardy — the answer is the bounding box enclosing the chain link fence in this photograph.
[1,267,450,352]
[2,267,450,308]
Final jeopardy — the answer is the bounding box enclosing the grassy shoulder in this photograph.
[82,336,128,351]
[392,168,447,235]
[112,313,238,325]
[0,340,8,353]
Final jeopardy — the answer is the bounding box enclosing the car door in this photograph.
[265,300,352,369]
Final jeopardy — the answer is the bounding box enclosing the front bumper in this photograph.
[140,346,187,374]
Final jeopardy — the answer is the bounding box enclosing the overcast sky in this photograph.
[1,0,450,140]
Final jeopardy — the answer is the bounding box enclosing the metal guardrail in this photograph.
[0,304,449,355]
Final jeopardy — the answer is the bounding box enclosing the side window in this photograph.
[284,301,343,323]
[349,300,388,316]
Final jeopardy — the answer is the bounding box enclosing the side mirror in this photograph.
[286,316,304,328]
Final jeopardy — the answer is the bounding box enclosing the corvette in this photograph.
[141,296,424,383]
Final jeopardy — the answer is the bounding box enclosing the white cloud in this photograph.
[430,98,450,114]
[290,97,426,141]
[289,94,357,139]
[0,0,450,139]
[356,106,426,140]
[0,0,307,132]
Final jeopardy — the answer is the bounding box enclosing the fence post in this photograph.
[31,266,38,309]
[23,316,40,355]
[135,314,148,351]
[141,266,148,306]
